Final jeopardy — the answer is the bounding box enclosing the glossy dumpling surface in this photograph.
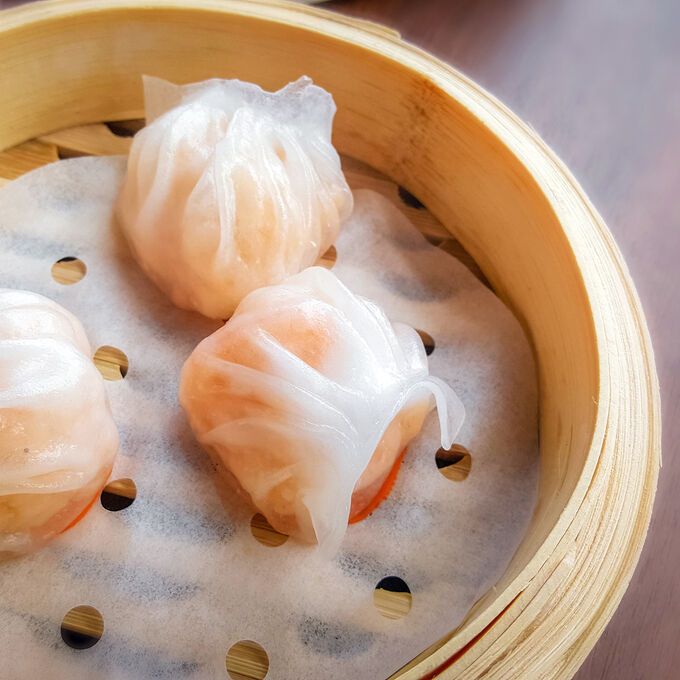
[0,289,119,559]
[179,267,464,553]
[117,76,353,319]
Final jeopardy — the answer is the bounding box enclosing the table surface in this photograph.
[1,0,678,678]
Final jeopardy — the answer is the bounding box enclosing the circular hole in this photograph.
[250,513,288,548]
[373,576,412,620]
[51,256,86,285]
[101,478,137,512]
[60,605,104,650]
[226,640,269,680]
[397,186,425,209]
[93,345,129,381]
[424,234,445,246]
[318,245,337,269]
[435,444,472,481]
[105,120,144,137]
[416,329,435,356]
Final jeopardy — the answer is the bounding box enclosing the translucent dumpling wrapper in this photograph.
[117,75,354,319]
[0,289,119,559]
[179,267,464,554]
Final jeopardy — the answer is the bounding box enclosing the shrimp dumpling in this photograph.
[0,290,119,559]
[179,268,464,553]
[117,75,353,319]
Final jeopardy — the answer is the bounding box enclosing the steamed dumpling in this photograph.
[117,75,353,319]
[0,290,119,559]
[179,268,464,553]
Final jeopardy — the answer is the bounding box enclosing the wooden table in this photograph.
[1,0,677,678]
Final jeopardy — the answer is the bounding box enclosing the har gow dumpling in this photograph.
[0,290,119,559]
[117,75,353,319]
[179,267,464,553]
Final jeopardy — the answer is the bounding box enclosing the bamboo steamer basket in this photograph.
[0,1,661,678]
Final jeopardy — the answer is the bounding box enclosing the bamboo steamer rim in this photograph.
[0,1,661,678]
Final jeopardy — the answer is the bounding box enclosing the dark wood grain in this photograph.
[324,1,680,679]
[2,0,678,678]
